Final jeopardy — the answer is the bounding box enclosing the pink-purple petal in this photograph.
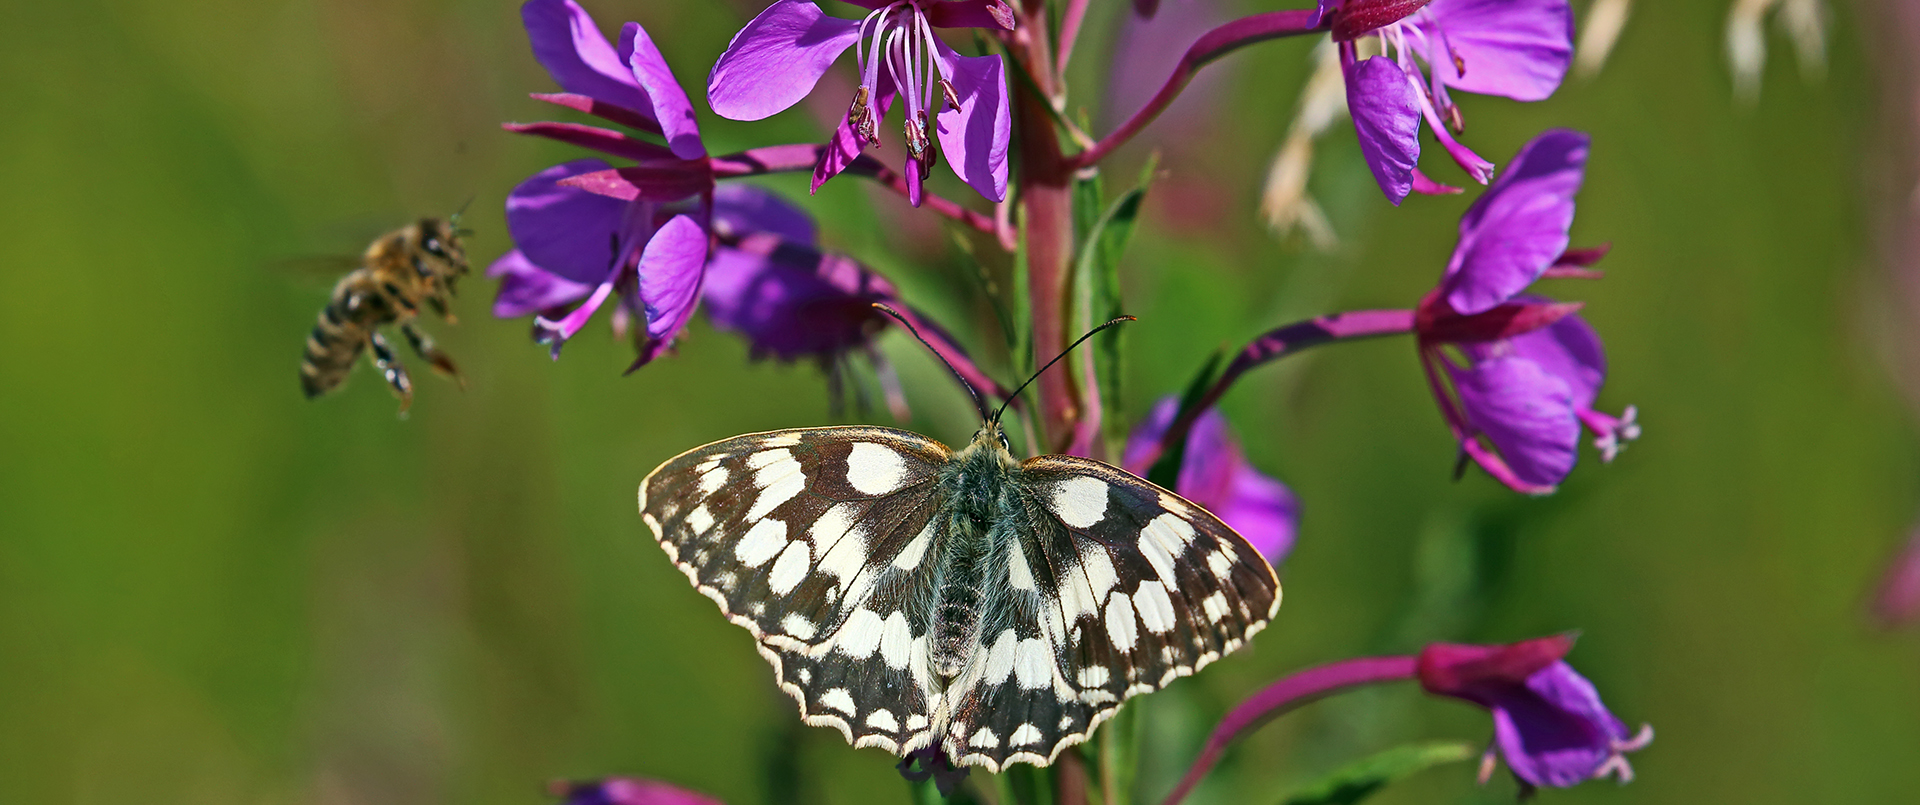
[714,183,818,245]
[925,0,1019,30]
[552,776,726,805]
[930,38,1011,203]
[1490,661,1633,787]
[1422,0,1573,102]
[1344,55,1422,205]
[622,23,706,158]
[488,250,593,318]
[506,159,629,285]
[703,235,897,361]
[521,0,652,116]
[635,215,712,365]
[1451,354,1580,489]
[708,0,862,121]
[560,164,714,203]
[1442,129,1588,314]
[1479,305,1606,410]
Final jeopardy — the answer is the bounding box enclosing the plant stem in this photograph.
[1012,0,1079,451]
[1144,309,1413,472]
[1069,10,1325,169]
[1159,656,1419,805]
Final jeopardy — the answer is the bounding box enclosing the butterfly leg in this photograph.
[368,331,414,414]
[402,322,465,389]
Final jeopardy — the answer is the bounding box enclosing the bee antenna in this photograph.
[449,196,477,229]
[871,303,992,423]
[993,316,1135,424]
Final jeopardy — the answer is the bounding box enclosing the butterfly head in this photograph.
[970,420,1016,457]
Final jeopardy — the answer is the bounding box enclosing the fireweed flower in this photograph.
[494,1,717,366]
[549,777,724,805]
[1415,128,1636,494]
[706,0,1014,206]
[1320,0,1574,203]
[1418,636,1653,789]
[1123,397,1299,564]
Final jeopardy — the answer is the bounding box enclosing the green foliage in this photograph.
[1278,742,1476,805]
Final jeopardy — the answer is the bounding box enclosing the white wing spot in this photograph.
[1007,536,1036,591]
[746,448,793,469]
[1081,547,1118,601]
[748,458,807,520]
[969,727,999,748]
[1106,592,1138,652]
[768,539,812,596]
[1014,638,1053,690]
[846,442,909,495]
[865,709,900,732]
[1009,723,1044,746]
[1050,476,1110,528]
[1076,666,1109,687]
[798,668,812,684]
[908,714,929,730]
[781,614,818,640]
[1202,592,1230,624]
[815,512,869,586]
[1059,715,1075,729]
[820,688,857,715]
[894,522,934,570]
[880,611,913,670]
[835,608,886,659]
[685,505,714,534]
[759,433,804,448]
[1207,549,1236,580]
[1138,525,1179,583]
[1134,582,1177,634]
[735,519,788,567]
[698,465,730,495]
[983,628,1019,685]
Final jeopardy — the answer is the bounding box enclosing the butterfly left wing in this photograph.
[939,454,1281,770]
[639,426,955,754]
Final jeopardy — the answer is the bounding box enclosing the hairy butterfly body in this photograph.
[639,419,1280,771]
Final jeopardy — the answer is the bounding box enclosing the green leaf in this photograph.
[1279,742,1477,805]
[1072,153,1158,454]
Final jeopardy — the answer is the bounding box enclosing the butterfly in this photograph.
[638,313,1281,772]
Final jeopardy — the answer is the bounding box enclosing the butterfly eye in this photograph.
[996,431,1011,451]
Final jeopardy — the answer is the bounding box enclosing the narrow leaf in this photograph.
[1279,742,1475,805]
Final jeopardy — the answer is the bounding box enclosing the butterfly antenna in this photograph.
[993,316,1136,424]
[872,303,992,422]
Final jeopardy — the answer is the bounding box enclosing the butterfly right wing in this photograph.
[640,426,954,755]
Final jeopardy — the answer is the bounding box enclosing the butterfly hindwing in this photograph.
[640,426,955,753]
[940,455,1282,770]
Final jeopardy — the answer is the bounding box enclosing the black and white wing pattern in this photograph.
[640,426,954,754]
[936,455,1281,770]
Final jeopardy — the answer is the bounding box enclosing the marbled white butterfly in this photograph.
[638,313,1281,771]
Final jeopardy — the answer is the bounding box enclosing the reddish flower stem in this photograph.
[1144,309,1414,472]
[1012,0,1081,452]
[1160,655,1419,805]
[1056,0,1092,75]
[1069,10,1325,169]
[712,145,1005,241]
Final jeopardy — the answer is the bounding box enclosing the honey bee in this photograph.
[300,217,470,413]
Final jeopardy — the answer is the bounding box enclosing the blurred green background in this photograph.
[4,0,1917,803]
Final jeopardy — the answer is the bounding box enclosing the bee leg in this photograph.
[369,331,414,414]
[425,293,457,324]
[402,323,465,390]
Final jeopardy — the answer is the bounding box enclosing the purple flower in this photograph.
[1418,636,1653,790]
[549,777,724,805]
[703,185,899,363]
[1323,0,1574,203]
[494,2,718,367]
[1123,397,1299,564]
[1414,129,1636,494]
[707,0,1014,206]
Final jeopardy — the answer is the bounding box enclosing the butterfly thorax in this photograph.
[927,424,1023,678]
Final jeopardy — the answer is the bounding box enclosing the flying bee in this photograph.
[300,216,471,413]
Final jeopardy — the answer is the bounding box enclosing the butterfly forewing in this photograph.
[641,426,1281,773]
[641,427,954,753]
[935,455,1281,769]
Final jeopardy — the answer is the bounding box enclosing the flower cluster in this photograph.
[479,0,1654,800]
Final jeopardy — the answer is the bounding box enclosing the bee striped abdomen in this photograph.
[300,286,373,398]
